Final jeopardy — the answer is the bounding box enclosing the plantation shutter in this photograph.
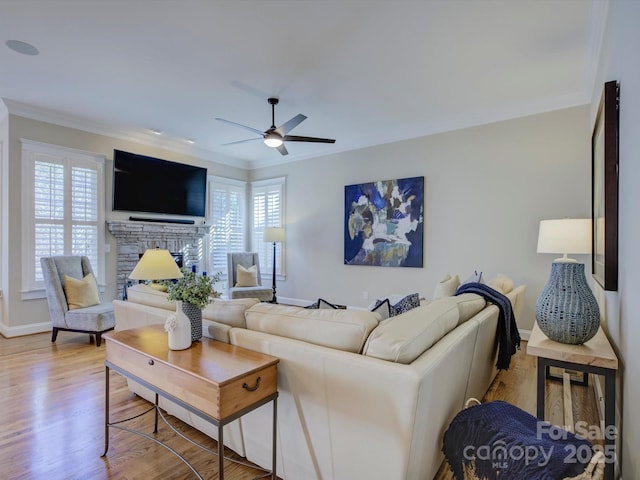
[33,160,65,282]
[251,177,285,277]
[22,140,105,294]
[208,177,246,282]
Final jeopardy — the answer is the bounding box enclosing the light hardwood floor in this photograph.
[0,332,599,480]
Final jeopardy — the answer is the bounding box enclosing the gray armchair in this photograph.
[40,255,115,346]
[227,252,273,302]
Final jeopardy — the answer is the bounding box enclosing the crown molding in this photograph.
[2,99,250,170]
[4,92,590,172]
[248,91,590,170]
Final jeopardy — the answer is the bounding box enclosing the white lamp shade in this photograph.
[537,219,591,256]
[264,227,285,243]
[129,248,183,280]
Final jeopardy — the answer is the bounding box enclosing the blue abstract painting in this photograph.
[344,176,424,267]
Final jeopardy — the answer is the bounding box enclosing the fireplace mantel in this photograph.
[107,220,210,298]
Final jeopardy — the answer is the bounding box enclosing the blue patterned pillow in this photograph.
[391,293,421,315]
[373,293,421,318]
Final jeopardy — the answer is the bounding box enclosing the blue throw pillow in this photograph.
[392,293,421,315]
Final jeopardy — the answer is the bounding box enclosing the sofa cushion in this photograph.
[487,274,514,294]
[432,274,460,299]
[126,284,174,310]
[362,300,460,364]
[65,301,115,330]
[443,294,487,326]
[201,298,259,328]
[245,304,379,353]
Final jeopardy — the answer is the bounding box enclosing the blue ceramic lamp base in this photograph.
[536,261,600,345]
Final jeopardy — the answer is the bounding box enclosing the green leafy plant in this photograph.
[164,269,221,310]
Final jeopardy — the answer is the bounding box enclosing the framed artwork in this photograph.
[592,80,619,291]
[344,176,424,267]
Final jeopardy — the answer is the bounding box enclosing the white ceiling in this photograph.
[0,0,605,169]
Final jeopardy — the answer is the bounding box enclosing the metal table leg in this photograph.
[101,365,110,457]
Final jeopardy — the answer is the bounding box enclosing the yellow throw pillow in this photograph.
[64,273,101,310]
[235,264,258,287]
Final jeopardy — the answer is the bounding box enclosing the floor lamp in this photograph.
[264,227,285,303]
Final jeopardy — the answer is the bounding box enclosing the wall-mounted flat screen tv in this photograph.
[112,149,207,217]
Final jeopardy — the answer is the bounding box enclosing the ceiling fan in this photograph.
[216,98,336,156]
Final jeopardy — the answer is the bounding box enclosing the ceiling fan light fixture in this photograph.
[263,135,283,148]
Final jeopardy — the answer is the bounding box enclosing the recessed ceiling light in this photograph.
[6,40,39,56]
[186,139,195,144]
[150,129,162,135]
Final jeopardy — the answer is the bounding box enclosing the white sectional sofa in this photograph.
[113,281,526,480]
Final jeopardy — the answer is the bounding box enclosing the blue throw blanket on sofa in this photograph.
[455,282,520,370]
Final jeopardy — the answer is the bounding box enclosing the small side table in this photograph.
[527,322,618,480]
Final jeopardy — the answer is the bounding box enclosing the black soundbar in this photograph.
[129,216,195,225]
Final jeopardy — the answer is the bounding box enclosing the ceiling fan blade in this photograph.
[277,144,289,156]
[283,135,336,144]
[275,114,307,136]
[221,138,262,146]
[215,117,265,136]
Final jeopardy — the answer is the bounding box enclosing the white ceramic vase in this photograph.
[168,301,192,350]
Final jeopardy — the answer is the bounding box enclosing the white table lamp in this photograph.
[536,218,591,262]
[130,247,183,291]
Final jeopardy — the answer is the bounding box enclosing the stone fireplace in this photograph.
[107,221,210,299]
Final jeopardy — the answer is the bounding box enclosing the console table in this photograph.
[527,322,618,480]
[101,325,279,480]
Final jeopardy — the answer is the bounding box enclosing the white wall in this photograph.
[591,1,640,478]
[0,104,8,328]
[252,105,591,331]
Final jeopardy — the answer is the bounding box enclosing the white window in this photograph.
[21,140,105,298]
[207,176,246,286]
[251,177,285,279]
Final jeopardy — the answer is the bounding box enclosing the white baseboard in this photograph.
[519,328,531,341]
[0,321,51,338]
[277,296,311,307]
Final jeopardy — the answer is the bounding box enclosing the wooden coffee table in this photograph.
[101,325,279,480]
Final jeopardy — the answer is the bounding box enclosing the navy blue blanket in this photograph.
[455,282,520,370]
[442,400,593,480]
